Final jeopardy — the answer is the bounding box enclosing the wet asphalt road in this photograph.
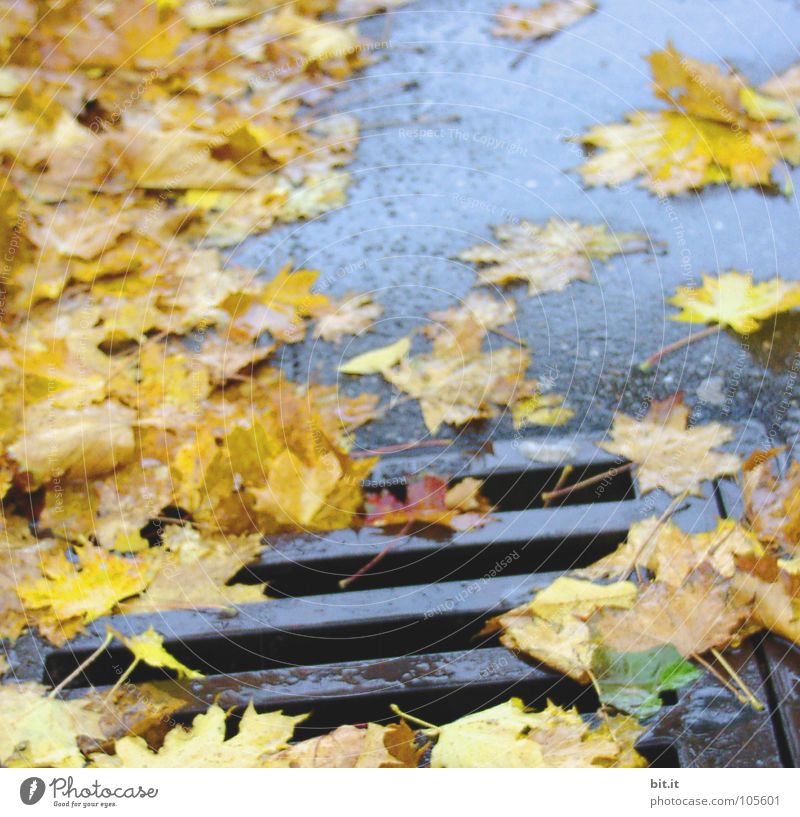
[232,0,800,453]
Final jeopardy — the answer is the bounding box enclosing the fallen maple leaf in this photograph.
[485,577,637,682]
[512,393,574,429]
[0,683,104,768]
[428,698,645,768]
[489,602,596,682]
[493,1,595,40]
[669,272,800,334]
[121,526,266,614]
[584,517,761,585]
[8,401,136,488]
[530,576,638,620]
[593,569,748,656]
[109,626,204,680]
[313,292,384,343]
[17,544,157,646]
[742,449,800,552]
[426,291,517,343]
[458,219,649,296]
[339,336,411,374]
[93,703,307,768]
[578,44,800,194]
[364,475,494,531]
[599,395,741,496]
[731,554,800,645]
[268,722,421,768]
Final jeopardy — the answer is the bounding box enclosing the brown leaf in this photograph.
[269,722,421,768]
[593,569,749,656]
[743,449,800,552]
[493,1,595,41]
[458,219,648,296]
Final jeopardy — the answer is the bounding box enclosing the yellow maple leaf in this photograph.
[339,336,411,374]
[668,271,800,333]
[109,626,204,680]
[585,517,761,585]
[93,703,307,768]
[0,683,102,768]
[530,577,638,620]
[7,400,135,489]
[121,526,265,614]
[599,396,741,496]
[490,603,596,682]
[743,449,800,553]
[578,45,800,193]
[512,394,573,428]
[593,570,748,656]
[17,545,156,645]
[428,698,644,768]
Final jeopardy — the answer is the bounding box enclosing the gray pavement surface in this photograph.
[232,0,800,453]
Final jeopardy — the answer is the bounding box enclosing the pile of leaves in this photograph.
[3,3,800,771]
[578,44,800,194]
[0,623,647,768]
[487,441,800,719]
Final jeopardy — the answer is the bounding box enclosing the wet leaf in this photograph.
[458,219,649,296]
[364,475,494,531]
[592,644,701,719]
[17,545,157,646]
[429,698,645,768]
[339,336,411,374]
[121,526,266,614]
[109,626,204,680]
[593,569,748,656]
[486,577,637,683]
[0,683,102,768]
[313,292,384,343]
[669,272,800,334]
[742,449,800,553]
[578,45,800,193]
[493,1,595,41]
[93,702,307,768]
[268,722,421,768]
[530,577,638,620]
[585,517,761,585]
[600,395,741,496]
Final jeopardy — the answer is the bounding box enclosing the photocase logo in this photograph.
[19,777,45,805]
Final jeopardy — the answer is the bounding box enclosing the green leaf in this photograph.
[592,644,701,719]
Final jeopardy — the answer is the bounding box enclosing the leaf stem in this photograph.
[351,438,453,459]
[48,632,113,698]
[490,327,527,347]
[691,652,750,706]
[540,462,633,504]
[390,703,439,732]
[710,648,764,711]
[106,658,140,701]
[640,325,721,371]
[339,521,413,589]
[542,465,574,508]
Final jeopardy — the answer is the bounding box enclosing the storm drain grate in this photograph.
[6,430,798,768]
